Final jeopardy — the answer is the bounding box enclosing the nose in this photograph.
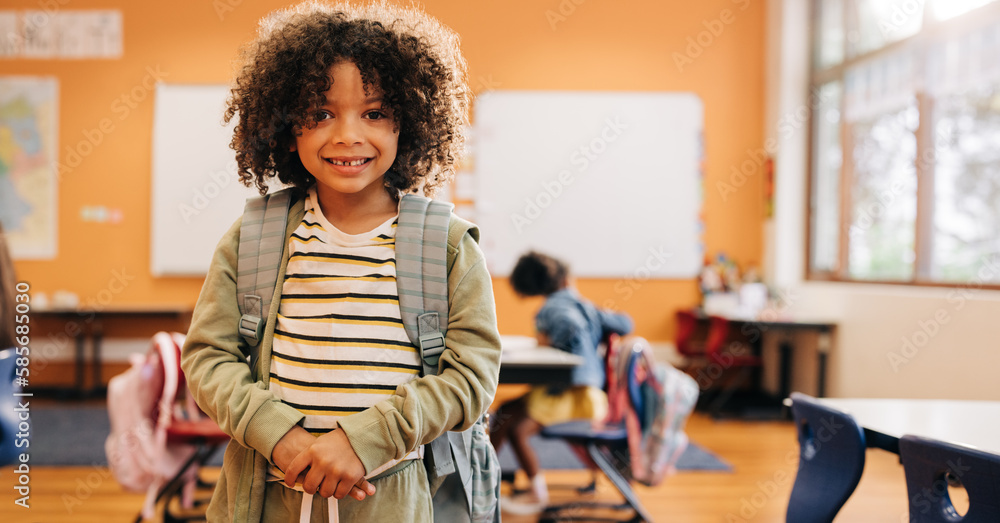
[330,116,363,145]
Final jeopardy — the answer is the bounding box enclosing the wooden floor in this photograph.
[0,409,912,523]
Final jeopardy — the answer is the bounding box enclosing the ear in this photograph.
[289,143,297,152]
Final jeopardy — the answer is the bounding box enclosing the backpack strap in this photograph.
[236,188,292,370]
[395,194,457,482]
[395,194,453,376]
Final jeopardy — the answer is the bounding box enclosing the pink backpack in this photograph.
[607,337,699,486]
[104,332,205,519]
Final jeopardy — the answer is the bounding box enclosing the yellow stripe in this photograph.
[296,408,370,417]
[271,353,419,373]
[301,221,323,230]
[270,378,399,394]
[280,296,399,306]
[273,333,416,351]
[280,316,403,328]
[292,256,394,267]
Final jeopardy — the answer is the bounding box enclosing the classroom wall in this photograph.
[8,0,767,344]
[766,0,1000,401]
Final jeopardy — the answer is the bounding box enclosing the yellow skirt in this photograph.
[525,385,608,427]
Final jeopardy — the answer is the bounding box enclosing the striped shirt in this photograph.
[268,188,420,440]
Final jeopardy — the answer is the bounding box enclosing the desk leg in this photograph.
[92,322,105,397]
[817,331,831,398]
[74,332,86,398]
[779,338,792,400]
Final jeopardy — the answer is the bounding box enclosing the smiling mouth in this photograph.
[325,158,372,166]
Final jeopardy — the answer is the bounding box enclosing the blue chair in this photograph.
[536,338,654,523]
[0,348,22,466]
[786,392,867,523]
[899,434,1000,522]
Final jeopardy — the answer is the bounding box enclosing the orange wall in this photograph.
[8,0,766,342]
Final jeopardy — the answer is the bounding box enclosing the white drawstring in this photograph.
[299,492,339,523]
[295,446,424,522]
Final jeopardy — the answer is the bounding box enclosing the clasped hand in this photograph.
[273,426,376,501]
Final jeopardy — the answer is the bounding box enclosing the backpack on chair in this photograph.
[105,332,217,520]
[237,188,501,523]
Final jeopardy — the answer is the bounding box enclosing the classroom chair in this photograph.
[675,311,761,417]
[786,392,866,523]
[536,336,656,523]
[899,434,1000,522]
[107,332,229,523]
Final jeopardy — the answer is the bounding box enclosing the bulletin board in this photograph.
[473,91,703,278]
[150,84,263,276]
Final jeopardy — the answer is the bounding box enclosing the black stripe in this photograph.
[280,292,398,301]
[284,273,394,280]
[305,427,336,435]
[302,220,322,228]
[289,252,394,265]
[274,330,414,347]
[271,350,421,370]
[284,312,404,324]
[291,232,325,243]
[282,400,367,413]
[271,374,398,391]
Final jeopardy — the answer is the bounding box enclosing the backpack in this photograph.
[237,188,501,523]
[104,332,204,520]
[609,338,699,486]
[0,348,22,467]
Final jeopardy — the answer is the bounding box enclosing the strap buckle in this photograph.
[239,314,264,346]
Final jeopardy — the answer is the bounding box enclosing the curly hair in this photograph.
[510,251,570,297]
[225,1,470,198]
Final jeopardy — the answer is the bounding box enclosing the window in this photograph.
[808,0,1000,286]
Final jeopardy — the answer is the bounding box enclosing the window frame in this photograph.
[805,0,1000,288]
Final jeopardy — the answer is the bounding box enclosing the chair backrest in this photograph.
[787,392,867,523]
[704,315,731,361]
[674,310,700,357]
[899,434,1000,523]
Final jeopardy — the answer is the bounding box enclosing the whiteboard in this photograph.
[150,84,264,276]
[473,91,703,278]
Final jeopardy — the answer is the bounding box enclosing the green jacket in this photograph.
[181,194,502,522]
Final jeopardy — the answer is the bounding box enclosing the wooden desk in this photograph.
[817,398,1000,455]
[499,345,583,385]
[33,306,192,398]
[694,310,836,397]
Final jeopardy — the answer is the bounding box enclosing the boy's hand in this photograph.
[272,425,315,485]
[284,428,376,501]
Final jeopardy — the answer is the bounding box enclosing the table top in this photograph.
[691,308,837,330]
[817,398,1000,455]
[33,306,192,316]
[500,345,584,368]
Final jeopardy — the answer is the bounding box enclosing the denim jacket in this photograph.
[535,288,634,389]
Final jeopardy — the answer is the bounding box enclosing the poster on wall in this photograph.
[0,76,58,259]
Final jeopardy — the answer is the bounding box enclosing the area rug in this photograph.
[25,405,731,472]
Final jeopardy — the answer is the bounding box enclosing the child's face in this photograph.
[292,61,399,200]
